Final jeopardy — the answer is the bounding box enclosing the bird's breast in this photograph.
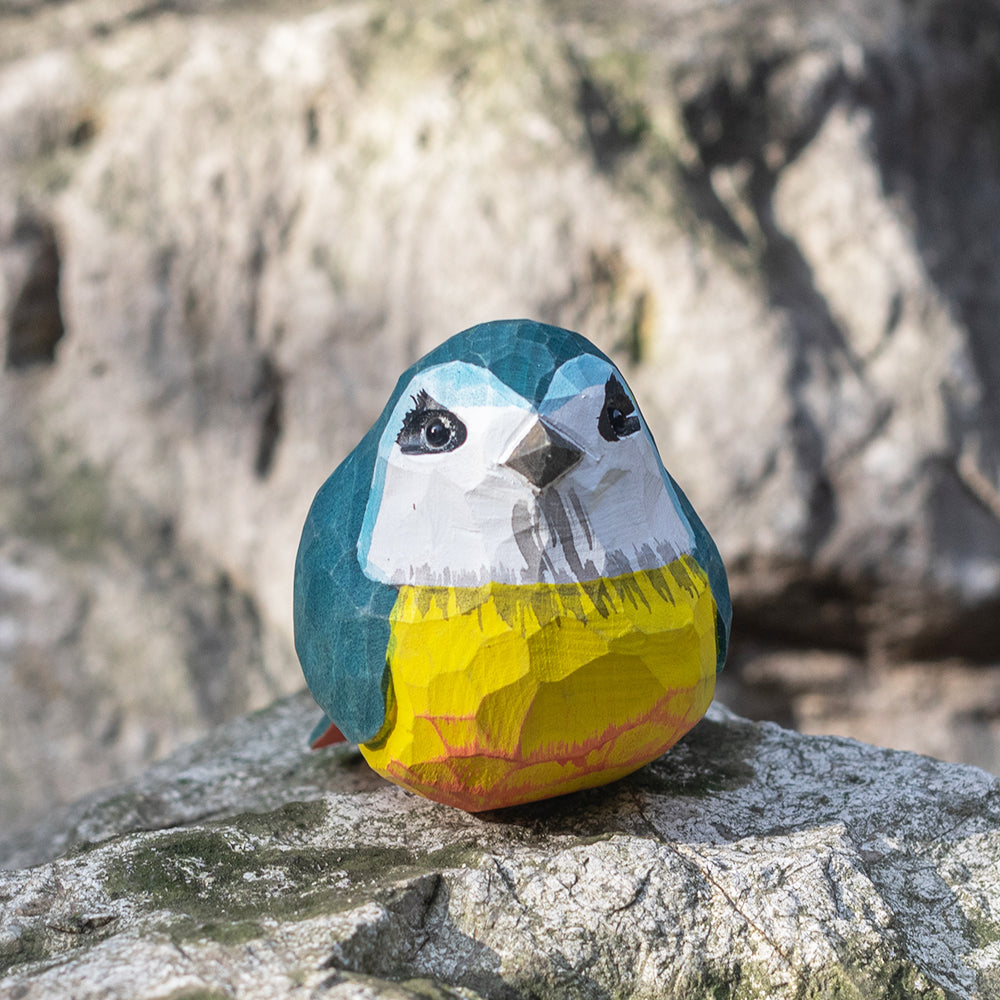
[359,555,719,810]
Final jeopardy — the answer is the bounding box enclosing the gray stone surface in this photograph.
[2,694,999,999]
[2,0,1000,835]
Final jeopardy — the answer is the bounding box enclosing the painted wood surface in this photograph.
[294,319,731,810]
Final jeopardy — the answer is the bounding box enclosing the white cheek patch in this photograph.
[359,357,696,587]
[362,404,538,586]
[524,397,693,582]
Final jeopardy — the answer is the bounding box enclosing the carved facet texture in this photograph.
[295,320,731,810]
[361,556,718,810]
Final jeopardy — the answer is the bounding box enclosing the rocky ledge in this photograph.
[1,693,998,999]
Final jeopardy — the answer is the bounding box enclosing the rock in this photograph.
[0,207,64,369]
[2,694,999,999]
[718,648,1000,776]
[2,0,1000,831]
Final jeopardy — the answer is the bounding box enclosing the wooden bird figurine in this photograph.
[294,319,731,810]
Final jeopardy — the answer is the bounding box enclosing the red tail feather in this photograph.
[311,721,348,748]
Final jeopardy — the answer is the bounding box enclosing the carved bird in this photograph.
[294,319,730,810]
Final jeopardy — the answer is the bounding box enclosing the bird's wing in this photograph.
[294,444,396,745]
[665,469,732,671]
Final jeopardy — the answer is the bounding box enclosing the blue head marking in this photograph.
[539,353,611,412]
[412,319,610,405]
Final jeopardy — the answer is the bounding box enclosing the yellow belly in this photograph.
[360,555,717,810]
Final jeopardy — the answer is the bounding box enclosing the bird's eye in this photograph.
[423,416,452,449]
[397,391,467,455]
[598,374,640,442]
[608,407,629,436]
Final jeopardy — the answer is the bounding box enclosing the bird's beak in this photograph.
[502,418,582,490]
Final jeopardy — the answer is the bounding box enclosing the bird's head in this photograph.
[357,320,696,587]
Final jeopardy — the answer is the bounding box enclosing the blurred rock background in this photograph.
[2,0,999,843]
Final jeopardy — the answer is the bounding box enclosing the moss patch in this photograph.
[101,801,482,946]
[221,798,328,839]
[0,925,51,976]
[688,954,950,1000]
[965,907,1000,948]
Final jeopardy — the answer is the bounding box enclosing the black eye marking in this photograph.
[598,374,640,442]
[397,389,468,455]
